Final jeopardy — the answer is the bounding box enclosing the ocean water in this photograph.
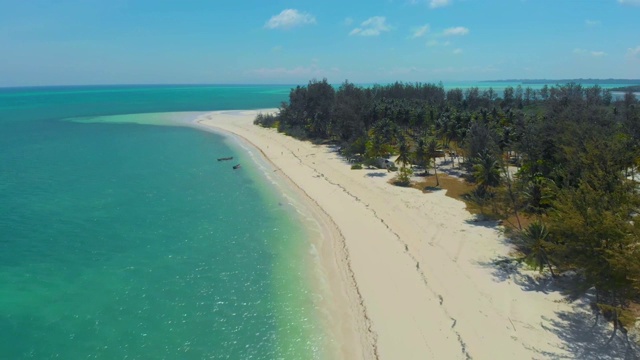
[1,80,634,359]
[0,85,327,359]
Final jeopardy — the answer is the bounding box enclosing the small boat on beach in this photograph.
[232,164,241,170]
[217,157,233,161]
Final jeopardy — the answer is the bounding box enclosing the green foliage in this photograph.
[414,137,430,174]
[363,157,378,169]
[521,173,556,214]
[514,221,555,275]
[396,135,411,168]
[253,112,278,128]
[281,125,307,139]
[472,150,501,189]
[365,131,394,160]
[350,163,363,170]
[255,78,640,333]
[464,121,499,170]
[544,138,640,327]
[426,137,440,185]
[549,179,637,290]
[365,136,383,160]
[394,166,413,186]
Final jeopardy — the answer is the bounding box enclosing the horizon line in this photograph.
[2,78,640,90]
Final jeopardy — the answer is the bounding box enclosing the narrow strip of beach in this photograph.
[195,110,577,359]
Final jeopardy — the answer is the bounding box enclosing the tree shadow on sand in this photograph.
[464,216,501,229]
[439,165,467,179]
[422,185,444,192]
[534,297,640,360]
[478,257,640,359]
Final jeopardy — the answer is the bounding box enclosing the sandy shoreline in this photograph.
[192,110,619,359]
[193,110,376,359]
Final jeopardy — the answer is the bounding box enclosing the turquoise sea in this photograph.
[0,80,635,359]
[0,85,332,359]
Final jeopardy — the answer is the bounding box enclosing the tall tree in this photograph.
[414,138,430,175]
[396,135,412,168]
[549,138,640,337]
[426,138,440,186]
[515,221,555,276]
[305,78,336,138]
[472,150,501,190]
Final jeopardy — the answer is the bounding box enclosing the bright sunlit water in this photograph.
[0,85,326,359]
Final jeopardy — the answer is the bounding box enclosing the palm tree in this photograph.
[523,174,556,214]
[426,138,440,186]
[396,135,411,169]
[517,221,555,277]
[472,150,501,189]
[414,138,429,175]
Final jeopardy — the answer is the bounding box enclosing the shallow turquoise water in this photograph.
[3,80,628,359]
[0,86,323,359]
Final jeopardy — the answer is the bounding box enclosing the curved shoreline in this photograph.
[192,109,607,359]
[191,111,377,359]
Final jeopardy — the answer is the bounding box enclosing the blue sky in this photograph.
[1,0,639,86]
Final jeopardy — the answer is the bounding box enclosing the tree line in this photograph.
[255,79,640,340]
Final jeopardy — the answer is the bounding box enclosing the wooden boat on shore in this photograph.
[217,157,233,161]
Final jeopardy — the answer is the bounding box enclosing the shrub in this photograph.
[351,163,363,170]
[394,166,413,186]
[279,125,307,139]
[254,113,278,127]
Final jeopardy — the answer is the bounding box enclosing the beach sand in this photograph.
[193,110,611,359]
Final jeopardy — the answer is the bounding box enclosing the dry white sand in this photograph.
[192,110,629,360]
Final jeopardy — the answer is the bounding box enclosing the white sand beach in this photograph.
[194,110,624,359]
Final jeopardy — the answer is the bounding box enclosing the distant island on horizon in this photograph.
[481,78,640,85]
[4,79,640,91]
[608,85,640,92]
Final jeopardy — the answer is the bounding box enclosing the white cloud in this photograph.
[585,19,601,27]
[430,0,452,8]
[426,40,450,47]
[265,9,316,30]
[350,16,391,37]
[574,48,607,57]
[443,26,469,36]
[618,0,640,6]
[408,0,452,9]
[453,48,463,55]
[628,45,640,58]
[411,25,430,38]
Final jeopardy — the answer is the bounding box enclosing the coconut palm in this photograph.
[523,174,556,214]
[426,138,440,186]
[517,221,555,277]
[414,138,430,175]
[396,135,411,169]
[472,150,501,189]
